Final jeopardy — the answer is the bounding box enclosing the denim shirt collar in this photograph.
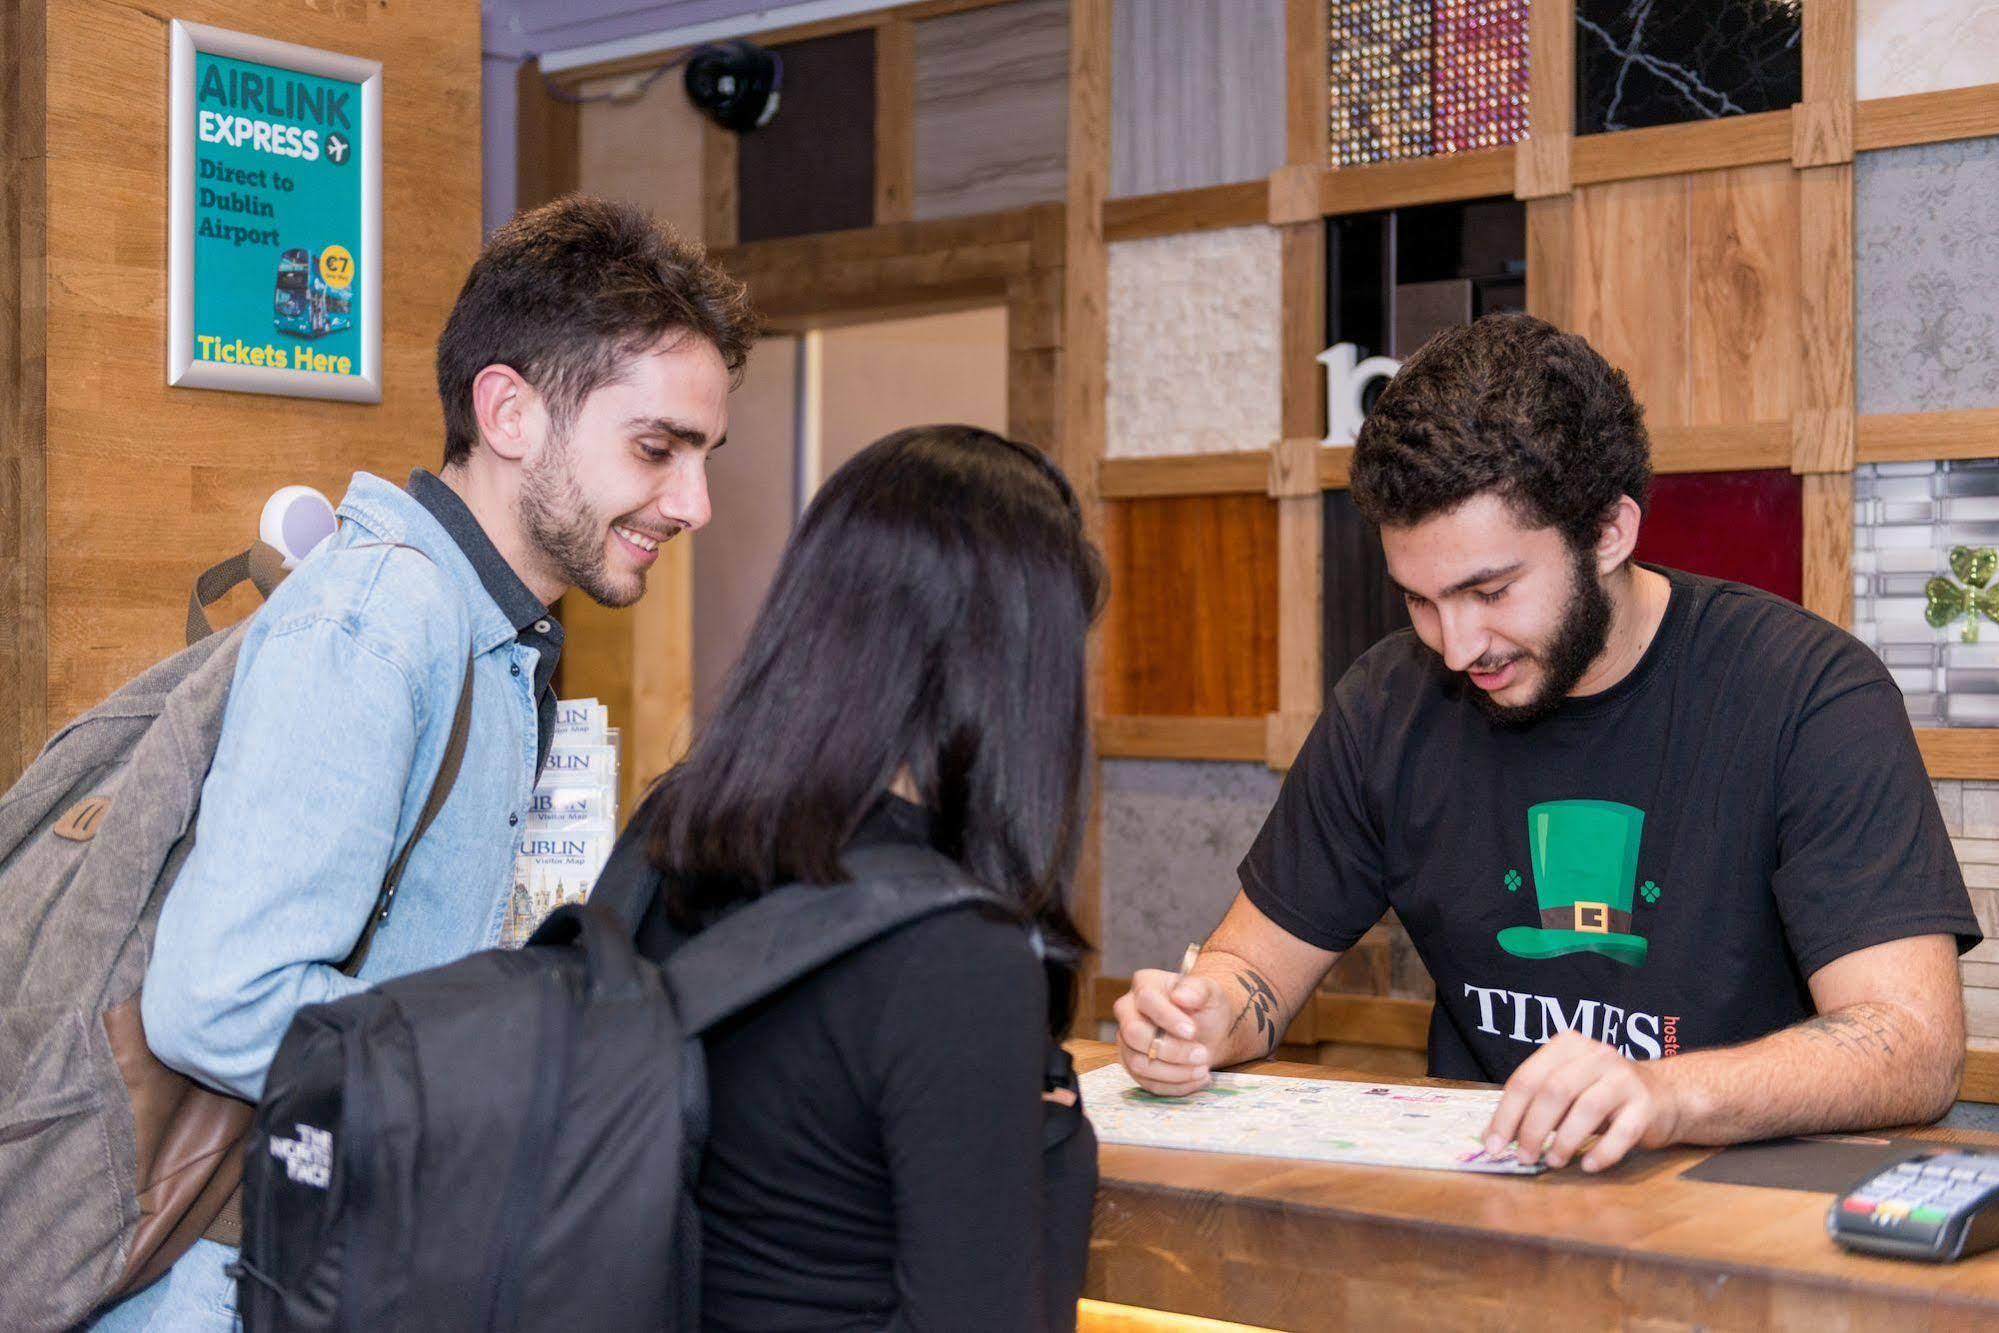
[334,471,520,655]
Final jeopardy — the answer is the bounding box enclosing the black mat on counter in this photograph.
[1681,1136,1941,1194]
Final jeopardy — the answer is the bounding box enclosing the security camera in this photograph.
[683,40,781,132]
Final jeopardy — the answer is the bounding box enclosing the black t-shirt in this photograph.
[632,799,1096,1332]
[1240,566,1982,1083]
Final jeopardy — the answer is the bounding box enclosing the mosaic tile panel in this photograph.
[1574,0,1801,135]
[1633,470,1802,604]
[1857,138,1999,417]
[1329,0,1432,167]
[1930,781,1999,1057]
[1853,460,1999,727]
[1107,226,1283,458]
[1858,0,1999,101]
[1099,759,1284,977]
[1432,0,1530,156]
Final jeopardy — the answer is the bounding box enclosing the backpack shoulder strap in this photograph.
[664,843,1005,1037]
[337,652,474,976]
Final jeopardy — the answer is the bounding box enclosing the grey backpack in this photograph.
[0,542,469,1332]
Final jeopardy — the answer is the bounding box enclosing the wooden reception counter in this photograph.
[1071,1041,1999,1331]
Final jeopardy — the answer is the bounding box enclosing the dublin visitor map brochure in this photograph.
[1081,1064,1546,1175]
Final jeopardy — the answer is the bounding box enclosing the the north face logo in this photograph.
[269,1123,333,1188]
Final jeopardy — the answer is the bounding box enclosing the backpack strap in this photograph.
[663,843,1005,1038]
[337,653,475,976]
[186,542,288,646]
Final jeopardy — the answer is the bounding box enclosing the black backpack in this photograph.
[231,839,1054,1331]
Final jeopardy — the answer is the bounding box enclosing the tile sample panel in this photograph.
[1099,759,1284,977]
[1108,226,1283,458]
[1857,138,1999,416]
[736,31,876,242]
[1633,470,1803,604]
[1575,0,1801,135]
[1329,0,1433,166]
[1855,460,1999,727]
[1103,495,1280,719]
[1112,0,1286,198]
[1858,0,1999,101]
[912,0,1070,220]
[1432,0,1530,156]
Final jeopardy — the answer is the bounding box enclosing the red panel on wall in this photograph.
[1633,469,1802,603]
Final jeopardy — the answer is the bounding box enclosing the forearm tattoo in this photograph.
[1228,969,1283,1056]
[1797,1005,1901,1060]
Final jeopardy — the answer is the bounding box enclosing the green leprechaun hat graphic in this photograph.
[1496,799,1650,966]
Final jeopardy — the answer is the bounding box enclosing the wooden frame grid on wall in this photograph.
[527,0,1999,1067]
[1091,0,1999,783]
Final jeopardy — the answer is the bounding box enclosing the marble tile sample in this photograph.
[1107,226,1283,458]
[1329,0,1433,166]
[912,0,1069,221]
[1859,0,1999,101]
[1574,0,1801,135]
[1433,0,1530,155]
[1099,759,1284,977]
[736,31,875,242]
[1857,137,1999,416]
[1112,0,1286,198]
[1853,460,1999,727]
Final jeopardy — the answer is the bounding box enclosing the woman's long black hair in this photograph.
[637,424,1105,1032]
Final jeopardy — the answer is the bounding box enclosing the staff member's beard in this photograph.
[1469,544,1614,727]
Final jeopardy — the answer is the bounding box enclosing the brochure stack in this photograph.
[501,698,619,947]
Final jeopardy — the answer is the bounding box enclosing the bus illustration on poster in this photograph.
[167,21,381,401]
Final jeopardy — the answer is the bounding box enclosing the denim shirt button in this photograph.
[510,662,521,677]
[508,812,518,827]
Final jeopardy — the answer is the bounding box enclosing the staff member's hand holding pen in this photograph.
[1115,898,1338,1095]
[1114,944,1233,1095]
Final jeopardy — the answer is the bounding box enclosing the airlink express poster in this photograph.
[168,22,382,402]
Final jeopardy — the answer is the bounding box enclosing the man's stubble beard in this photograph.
[1470,542,1613,727]
[518,429,646,609]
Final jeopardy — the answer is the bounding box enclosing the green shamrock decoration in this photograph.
[1926,546,1999,644]
[1640,880,1661,904]
[1503,869,1522,893]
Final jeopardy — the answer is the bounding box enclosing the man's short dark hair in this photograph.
[435,195,757,467]
[1348,313,1651,548]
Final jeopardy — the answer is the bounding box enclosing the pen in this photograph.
[1146,942,1202,1063]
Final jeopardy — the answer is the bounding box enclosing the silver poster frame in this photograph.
[168,20,382,402]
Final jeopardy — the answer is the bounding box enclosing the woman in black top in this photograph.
[615,425,1103,1332]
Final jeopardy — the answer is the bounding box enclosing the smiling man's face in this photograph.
[1381,491,1613,725]
[517,333,730,608]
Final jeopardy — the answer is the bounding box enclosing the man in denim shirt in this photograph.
[91,196,755,1330]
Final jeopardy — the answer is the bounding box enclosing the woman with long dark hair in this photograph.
[611,424,1103,1331]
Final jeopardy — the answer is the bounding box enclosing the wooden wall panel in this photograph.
[1571,174,1690,426]
[2,0,50,784]
[1687,163,1798,426]
[1102,495,1279,718]
[912,0,1070,221]
[1567,165,1804,434]
[19,0,480,780]
[1110,0,1287,199]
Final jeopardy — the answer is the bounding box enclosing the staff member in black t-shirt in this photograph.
[1116,313,1982,1173]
